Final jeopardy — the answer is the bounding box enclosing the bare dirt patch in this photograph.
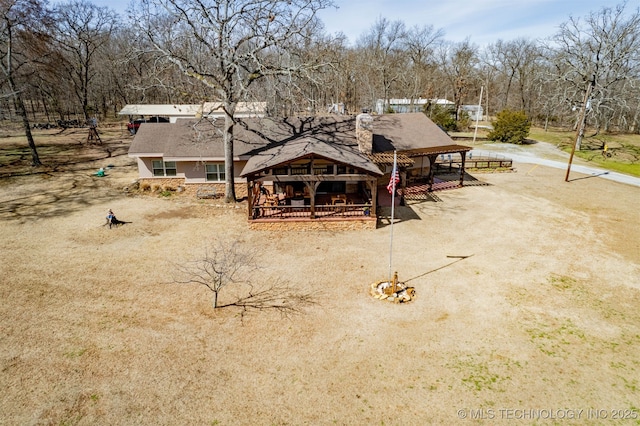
[1,138,639,424]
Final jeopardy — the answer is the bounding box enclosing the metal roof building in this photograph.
[118,102,266,123]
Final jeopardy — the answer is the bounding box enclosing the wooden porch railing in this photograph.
[252,203,373,220]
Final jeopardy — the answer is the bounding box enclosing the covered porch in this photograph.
[402,145,473,192]
[247,174,378,221]
[242,153,382,223]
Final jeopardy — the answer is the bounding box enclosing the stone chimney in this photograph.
[356,113,373,154]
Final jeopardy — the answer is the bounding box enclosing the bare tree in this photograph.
[545,2,640,134]
[51,0,118,120]
[136,0,336,203]
[0,0,50,166]
[356,17,408,110]
[259,26,344,116]
[437,38,479,120]
[402,24,444,102]
[173,240,317,317]
[485,38,542,114]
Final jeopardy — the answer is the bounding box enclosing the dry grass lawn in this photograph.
[1,128,639,424]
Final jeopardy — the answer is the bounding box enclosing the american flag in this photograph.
[387,164,400,195]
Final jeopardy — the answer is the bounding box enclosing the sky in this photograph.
[89,0,625,47]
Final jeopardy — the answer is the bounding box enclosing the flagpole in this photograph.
[388,150,397,282]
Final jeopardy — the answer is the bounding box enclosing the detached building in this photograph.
[118,102,267,123]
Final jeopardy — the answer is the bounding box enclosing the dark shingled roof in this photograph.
[372,113,469,152]
[239,116,383,176]
[128,113,470,172]
[128,118,256,159]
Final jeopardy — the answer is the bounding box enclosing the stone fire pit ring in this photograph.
[370,273,415,303]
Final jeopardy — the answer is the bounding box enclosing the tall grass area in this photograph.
[530,127,640,177]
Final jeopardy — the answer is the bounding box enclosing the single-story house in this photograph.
[128,112,471,229]
[461,105,484,121]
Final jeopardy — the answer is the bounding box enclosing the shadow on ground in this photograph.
[0,171,131,222]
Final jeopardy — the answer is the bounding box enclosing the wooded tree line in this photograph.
[2,0,640,136]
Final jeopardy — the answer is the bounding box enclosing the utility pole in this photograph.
[472,86,484,144]
[565,75,596,182]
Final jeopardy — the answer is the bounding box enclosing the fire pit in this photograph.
[370,272,415,303]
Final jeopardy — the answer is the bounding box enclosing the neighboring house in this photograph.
[118,102,267,123]
[460,105,484,121]
[128,113,471,230]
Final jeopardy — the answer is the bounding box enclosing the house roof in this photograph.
[239,116,383,176]
[128,118,257,159]
[372,113,450,151]
[128,113,470,171]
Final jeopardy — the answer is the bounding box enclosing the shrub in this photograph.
[139,182,151,192]
[487,109,531,144]
[426,104,458,131]
[457,109,471,131]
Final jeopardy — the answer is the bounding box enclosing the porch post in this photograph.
[369,178,378,217]
[459,151,467,187]
[305,180,317,219]
[427,154,438,192]
[246,178,254,219]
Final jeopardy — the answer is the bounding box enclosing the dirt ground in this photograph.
[1,132,639,424]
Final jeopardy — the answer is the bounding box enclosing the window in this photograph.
[290,164,310,175]
[152,160,177,177]
[206,163,225,181]
[313,165,333,175]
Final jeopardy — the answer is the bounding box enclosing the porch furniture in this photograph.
[285,185,294,198]
[331,194,347,205]
[264,195,280,206]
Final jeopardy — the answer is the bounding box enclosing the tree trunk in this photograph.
[223,103,237,203]
[83,45,90,120]
[9,74,41,166]
[21,99,42,166]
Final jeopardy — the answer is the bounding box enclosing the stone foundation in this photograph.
[138,178,185,192]
[248,218,377,231]
[137,179,247,198]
